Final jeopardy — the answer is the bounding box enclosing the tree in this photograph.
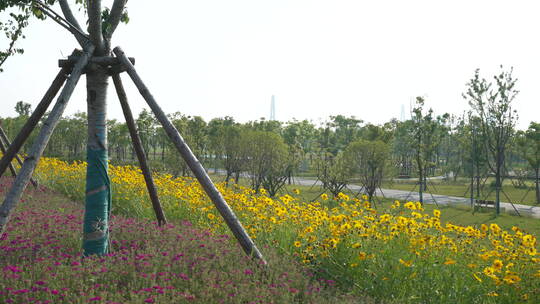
[410,97,448,203]
[207,116,235,173]
[0,0,130,255]
[221,124,245,185]
[392,119,415,178]
[314,151,353,198]
[136,108,156,158]
[516,122,540,204]
[465,67,518,214]
[329,115,363,152]
[244,130,289,196]
[15,101,31,116]
[344,140,389,203]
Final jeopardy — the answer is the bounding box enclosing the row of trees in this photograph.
[2,68,538,209]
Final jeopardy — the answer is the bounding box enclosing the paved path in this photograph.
[292,177,540,219]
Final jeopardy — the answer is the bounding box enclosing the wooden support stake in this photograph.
[58,55,135,68]
[0,65,71,179]
[113,46,267,264]
[0,125,38,188]
[112,73,167,226]
[0,134,18,178]
[0,46,94,234]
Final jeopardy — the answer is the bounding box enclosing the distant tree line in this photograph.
[1,68,539,208]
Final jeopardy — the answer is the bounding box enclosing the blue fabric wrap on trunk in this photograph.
[83,148,111,256]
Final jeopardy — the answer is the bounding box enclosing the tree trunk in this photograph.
[535,168,540,205]
[83,68,110,256]
[161,141,165,163]
[495,158,501,215]
[225,171,231,186]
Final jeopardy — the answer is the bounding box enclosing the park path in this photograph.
[292,177,540,219]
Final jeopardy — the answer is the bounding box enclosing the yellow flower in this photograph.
[492,259,503,271]
[321,193,328,200]
[404,202,416,210]
[473,273,482,282]
[351,242,361,249]
[486,291,498,297]
[294,241,301,248]
[503,274,521,285]
[483,267,495,276]
[444,258,456,265]
[358,252,367,260]
[433,209,441,218]
[207,213,215,220]
[304,226,314,233]
[489,223,501,233]
[480,224,488,232]
[399,259,412,267]
[293,188,300,195]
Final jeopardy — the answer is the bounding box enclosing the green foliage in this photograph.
[344,139,389,201]
[465,67,519,213]
[314,151,353,197]
[14,100,31,117]
[243,130,290,196]
[408,97,449,202]
[516,122,540,204]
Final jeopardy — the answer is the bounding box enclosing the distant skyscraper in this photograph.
[400,104,406,121]
[270,95,276,121]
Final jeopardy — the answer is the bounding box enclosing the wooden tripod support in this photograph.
[0,124,38,187]
[0,45,267,264]
[0,65,72,179]
[113,46,266,264]
[0,46,94,235]
[112,73,168,226]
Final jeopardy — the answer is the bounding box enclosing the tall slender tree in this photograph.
[464,67,518,215]
[0,0,129,255]
[517,122,540,205]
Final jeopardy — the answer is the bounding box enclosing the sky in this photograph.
[0,0,539,129]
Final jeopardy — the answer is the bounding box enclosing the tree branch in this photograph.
[58,0,82,31]
[105,0,127,39]
[0,15,25,72]
[58,0,88,48]
[87,0,105,54]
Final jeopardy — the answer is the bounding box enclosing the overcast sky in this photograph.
[0,0,538,129]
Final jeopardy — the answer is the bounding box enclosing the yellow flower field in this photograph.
[32,157,540,303]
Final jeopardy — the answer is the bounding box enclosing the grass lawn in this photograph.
[382,178,538,206]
